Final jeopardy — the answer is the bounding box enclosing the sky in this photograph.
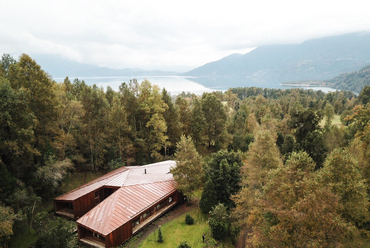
[1,0,370,72]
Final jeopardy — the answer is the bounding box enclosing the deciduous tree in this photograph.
[319,148,369,226]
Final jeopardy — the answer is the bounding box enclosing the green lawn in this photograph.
[137,208,234,248]
[320,114,343,127]
[9,228,38,248]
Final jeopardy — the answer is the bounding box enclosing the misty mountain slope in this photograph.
[184,32,370,85]
[31,54,177,79]
[325,65,370,92]
[185,53,243,76]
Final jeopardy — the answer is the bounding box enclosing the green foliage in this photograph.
[80,84,110,170]
[178,240,191,248]
[162,88,181,156]
[171,135,203,201]
[35,155,73,197]
[201,93,227,148]
[319,148,369,226]
[185,214,194,225]
[138,208,234,248]
[199,150,243,213]
[157,227,164,243]
[234,151,353,247]
[8,54,59,161]
[208,203,230,240]
[107,95,134,165]
[324,103,335,125]
[326,65,370,93]
[175,96,191,138]
[359,85,370,105]
[290,108,328,168]
[34,217,74,248]
[190,97,206,148]
[0,54,16,74]
[0,204,16,246]
[0,80,36,178]
[1,53,370,248]
[107,158,125,171]
[0,163,17,200]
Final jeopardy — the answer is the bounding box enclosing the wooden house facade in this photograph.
[54,161,182,248]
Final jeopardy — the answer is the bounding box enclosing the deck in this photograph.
[56,208,74,219]
[132,202,176,235]
[80,236,105,248]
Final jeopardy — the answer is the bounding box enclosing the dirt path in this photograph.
[122,201,197,247]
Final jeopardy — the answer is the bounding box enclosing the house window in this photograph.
[142,209,152,220]
[93,232,100,238]
[156,202,164,211]
[132,218,140,228]
[68,202,74,210]
[169,196,173,203]
[95,191,100,204]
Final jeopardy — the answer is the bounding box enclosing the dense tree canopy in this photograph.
[2,53,370,246]
[199,150,243,213]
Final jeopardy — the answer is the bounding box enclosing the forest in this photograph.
[1,53,370,247]
[325,65,370,93]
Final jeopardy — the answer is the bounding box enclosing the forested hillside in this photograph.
[185,32,370,86]
[2,54,370,247]
[325,65,370,93]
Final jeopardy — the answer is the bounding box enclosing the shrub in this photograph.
[185,214,194,225]
[178,240,191,248]
[157,227,163,243]
[208,203,230,240]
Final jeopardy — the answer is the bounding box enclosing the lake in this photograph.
[54,76,338,95]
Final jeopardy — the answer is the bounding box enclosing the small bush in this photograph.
[157,227,163,243]
[178,240,191,248]
[185,214,194,225]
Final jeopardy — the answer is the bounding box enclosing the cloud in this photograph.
[1,0,370,71]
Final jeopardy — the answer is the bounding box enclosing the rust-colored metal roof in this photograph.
[76,180,177,236]
[55,160,176,201]
[55,166,129,201]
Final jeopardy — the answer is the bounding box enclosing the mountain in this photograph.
[31,54,178,79]
[184,32,370,87]
[325,65,370,93]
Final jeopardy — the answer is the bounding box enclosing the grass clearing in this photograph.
[137,207,234,248]
[320,114,343,128]
[9,228,38,248]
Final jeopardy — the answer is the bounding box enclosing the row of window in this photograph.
[131,195,174,228]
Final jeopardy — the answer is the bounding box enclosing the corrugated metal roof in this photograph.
[55,166,129,201]
[123,161,175,186]
[76,180,177,236]
[55,160,176,201]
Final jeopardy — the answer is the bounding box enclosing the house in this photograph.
[54,160,183,248]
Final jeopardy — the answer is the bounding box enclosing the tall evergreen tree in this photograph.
[81,85,109,171]
[199,150,243,213]
[162,88,181,156]
[190,96,206,148]
[171,136,203,201]
[175,96,192,137]
[201,93,227,149]
[7,54,59,163]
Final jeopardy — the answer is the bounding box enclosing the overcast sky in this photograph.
[1,0,370,72]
